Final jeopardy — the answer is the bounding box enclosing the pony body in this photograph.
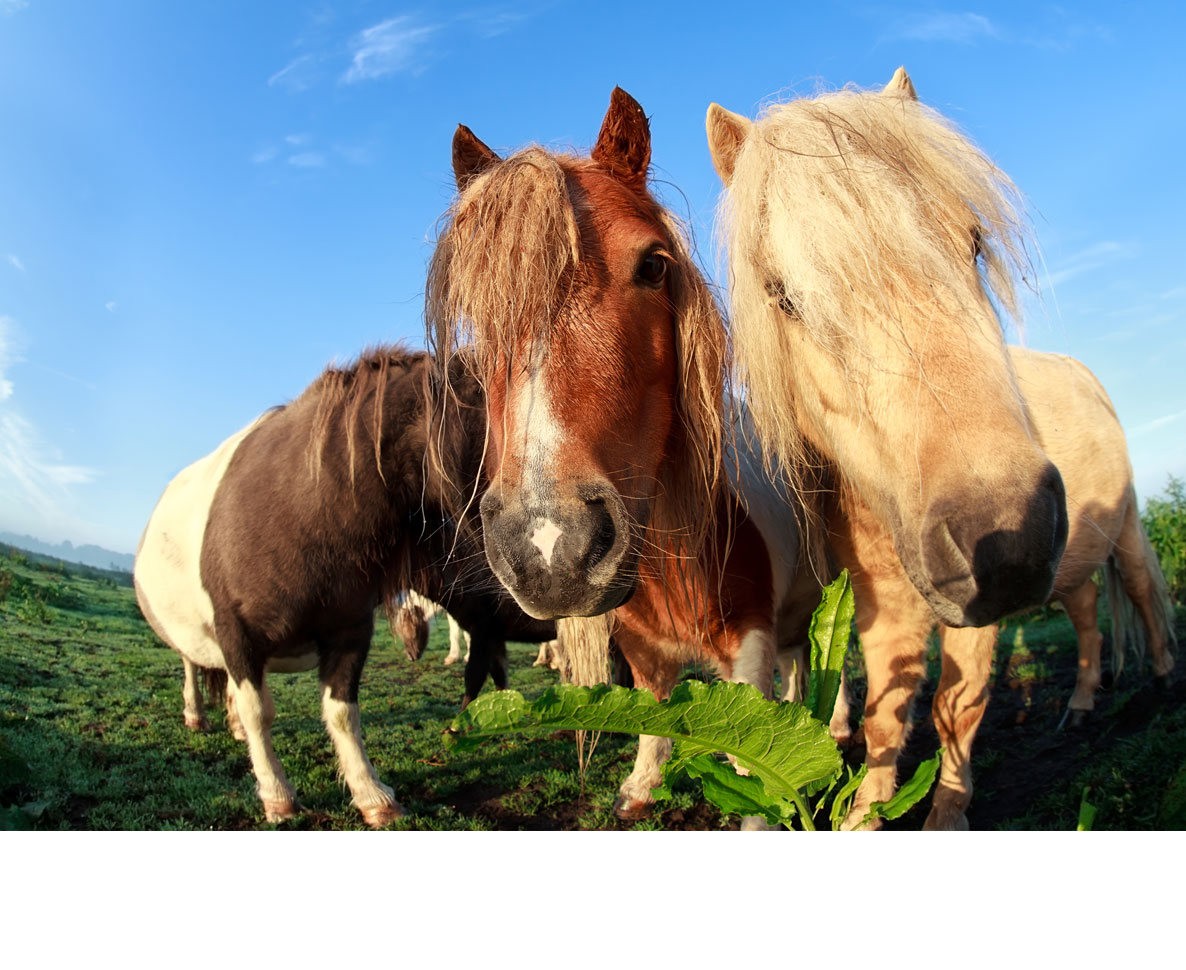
[429,89,810,818]
[708,68,1071,829]
[135,348,551,826]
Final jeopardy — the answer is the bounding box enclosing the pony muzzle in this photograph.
[912,462,1068,627]
[479,482,635,620]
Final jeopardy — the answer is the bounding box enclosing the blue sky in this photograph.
[1,1,1183,555]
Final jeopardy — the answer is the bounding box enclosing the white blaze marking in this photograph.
[530,519,563,564]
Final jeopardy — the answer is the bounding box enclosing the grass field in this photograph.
[1,548,1184,830]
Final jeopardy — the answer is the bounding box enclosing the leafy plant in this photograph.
[1142,475,1186,603]
[449,572,940,830]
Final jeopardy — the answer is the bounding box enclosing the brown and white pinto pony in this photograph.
[708,69,1070,829]
[135,348,554,828]
[427,88,815,818]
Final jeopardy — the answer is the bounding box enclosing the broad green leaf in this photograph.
[450,681,843,825]
[806,571,855,724]
[863,751,942,824]
[662,753,799,826]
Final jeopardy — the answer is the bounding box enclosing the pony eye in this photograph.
[636,250,669,287]
[765,279,799,318]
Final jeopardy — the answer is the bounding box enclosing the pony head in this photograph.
[428,88,727,620]
[708,69,1067,627]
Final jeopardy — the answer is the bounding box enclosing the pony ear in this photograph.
[452,124,501,189]
[591,87,651,192]
[705,103,751,185]
[883,66,919,101]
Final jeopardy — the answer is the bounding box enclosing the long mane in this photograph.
[717,84,1035,497]
[426,146,729,570]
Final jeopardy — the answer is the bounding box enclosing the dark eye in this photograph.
[636,250,669,288]
[765,278,799,318]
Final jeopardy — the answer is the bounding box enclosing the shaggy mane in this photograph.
[717,83,1036,508]
[426,146,730,581]
[305,344,424,487]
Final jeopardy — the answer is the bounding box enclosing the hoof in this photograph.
[739,816,774,831]
[228,722,248,742]
[184,714,210,732]
[444,656,458,666]
[613,795,653,822]
[360,800,405,828]
[262,799,299,823]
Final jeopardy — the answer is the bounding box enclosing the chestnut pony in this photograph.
[708,68,1070,828]
[428,89,810,818]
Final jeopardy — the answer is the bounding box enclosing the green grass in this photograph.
[2,548,1183,830]
[0,552,720,830]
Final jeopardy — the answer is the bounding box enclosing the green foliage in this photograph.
[1077,787,1097,831]
[806,570,855,723]
[451,572,941,829]
[1142,475,1186,603]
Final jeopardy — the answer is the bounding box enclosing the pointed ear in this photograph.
[883,66,918,101]
[452,124,501,189]
[591,87,651,192]
[705,103,751,185]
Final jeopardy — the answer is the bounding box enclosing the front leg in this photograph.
[319,619,403,828]
[610,626,683,821]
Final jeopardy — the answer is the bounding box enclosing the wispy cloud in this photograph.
[0,316,14,401]
[251,146,278,164]
[1132,408,1186,438]
[342,16,440,83]
[0,316,97,535]
[268,54,320,93]
[1,1,29,18]
[104,301,116,313]
[1045,241,1133,288]
[5,254,25,273]
[892,11,999,45]
[288,152,326,168]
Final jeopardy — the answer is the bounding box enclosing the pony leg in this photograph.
[461,636,506,709]
[612,630,682,821]
[181,656,209,732]
[1063,581,1103,725]
[225,677,247,741]
[924,624,996,831]
[319,625,403,829]
[839,573,931,831]
[231,674,299,823]
[444,616,463,665]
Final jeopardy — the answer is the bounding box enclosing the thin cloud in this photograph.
[268,54,319,93]
[0,317,98,536]
[890,11,999,45]
[342,16,440,83]
[1045,241,1132,288]
[0,1,29,17]
[251,146,278,164]
[1132,408,1186,438]
[6,254,25,273]
[105,301,117,312]
[288,152,326,168]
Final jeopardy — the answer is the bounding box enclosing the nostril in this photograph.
[479,489,504,519]
[584,497,617,571]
